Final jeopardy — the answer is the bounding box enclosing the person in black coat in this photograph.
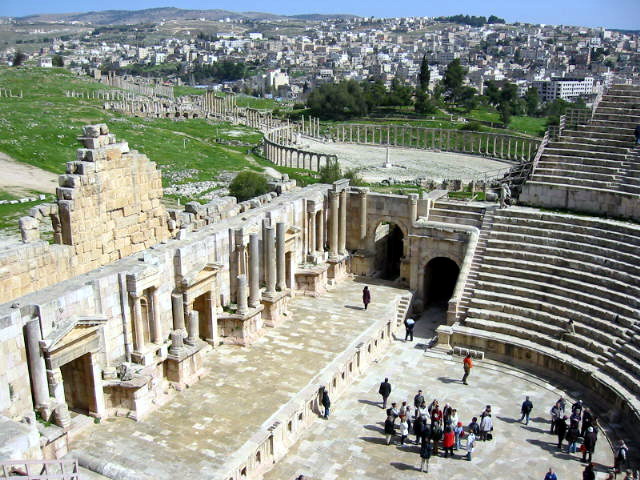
[321,388,331,419]
[379,378,391,409]
[566,423,580,453]
[582,427,598,463]
[413,415,424,444]
[420,438,433,472]
[384,415,396,445]
[431,422,443,456]
[556,416,568,449]
[581,408,593,437]
[635,124,640,145]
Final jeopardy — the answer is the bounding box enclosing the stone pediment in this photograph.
[41,315,107,353]
[180,262,223,290]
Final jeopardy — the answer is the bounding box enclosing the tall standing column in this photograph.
[249,233,260,307]
[308,208,316,254]
[359,188,368,248]
[237,275,248,315]
[265,226,277,295]
[150,289,162,344]
[316,209,324,252]
[171,293,185,332]
[329,191,339,259]
[276,222,287,290]
[25,319,50,409]
[130,293,145,351]
[338,189,347,256]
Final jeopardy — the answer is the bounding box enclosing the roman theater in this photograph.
[0,84,638,479]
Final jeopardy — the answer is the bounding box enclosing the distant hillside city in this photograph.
[1,8,638,110]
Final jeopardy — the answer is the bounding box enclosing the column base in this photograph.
[432,325,454,354]
[261,290,291,327]
[295,263,330,296]
[217,305,265,346]
[165,343,209,392]
[327,254,349,284]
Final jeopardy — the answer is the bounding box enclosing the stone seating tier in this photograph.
[458,209,640,417]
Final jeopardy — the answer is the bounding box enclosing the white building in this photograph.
[532,76,594,102]
[266,69,290,90]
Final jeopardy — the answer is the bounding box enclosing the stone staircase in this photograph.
[457,208,640,411]
[396,293,413,327]
[428,200,487,228]
[456,208,497,320]
[520,84,640,220]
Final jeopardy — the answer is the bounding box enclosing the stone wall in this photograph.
[1,125,169,305]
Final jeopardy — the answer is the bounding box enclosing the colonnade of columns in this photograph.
[263,140,337,172]
[331,124,539,162]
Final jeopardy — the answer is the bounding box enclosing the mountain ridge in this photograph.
[5,7,359,25]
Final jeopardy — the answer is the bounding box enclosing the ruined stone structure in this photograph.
[1,83,639,479]
[520,84,640,221]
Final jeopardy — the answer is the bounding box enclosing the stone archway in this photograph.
[423,257,460,306]
[373,222,404,280]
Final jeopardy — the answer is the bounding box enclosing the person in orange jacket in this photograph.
[462,354,473,385]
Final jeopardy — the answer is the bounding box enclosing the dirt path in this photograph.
[0,152,58,195]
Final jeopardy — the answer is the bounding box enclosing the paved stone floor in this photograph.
[265,308,615,480]
[71,278,408,479]
[302,139,511,183]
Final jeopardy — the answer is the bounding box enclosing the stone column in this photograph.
[150,288,162,344]
[359,188,368,247]
[338,189,347,255]
[249,233,260,307]
[329,191,339,259]
[171,293,185,332]
[185,311,199,346]
[130,293,145,351]
[237,275,248,315]
[308,208,316,254]
[408,193,418,223]
[49,368,71,429]
[169,330,185,356]
[276,222,287,291]
[24,319,50,409]
[316,210,324,252]
[265,226,277,295]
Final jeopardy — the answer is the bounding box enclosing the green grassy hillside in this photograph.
[0,67,268,235]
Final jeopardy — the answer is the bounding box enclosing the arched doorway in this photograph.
[373,222,404,280]
[423,257,460,306]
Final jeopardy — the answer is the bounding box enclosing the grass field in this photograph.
[0,67,263,180]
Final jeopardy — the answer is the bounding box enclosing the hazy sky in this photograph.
[1,0,639,30]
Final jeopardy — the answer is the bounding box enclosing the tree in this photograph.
[318,161,364,186]
[459,86,478,112]
[415,91,438,114]
[385,77,413,106]
[442,59,467,104]
[229,171,269,202]
[498,100,512,127]
[418,55,430,93]
[524,87,539,116]
[485,80,501,106]
[318,161,342,183]
[52,55,64,67]
[307,80,368,120]
[12,50,26,66]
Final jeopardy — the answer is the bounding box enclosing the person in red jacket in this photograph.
[443,426,455,458]
[462,354,473,385]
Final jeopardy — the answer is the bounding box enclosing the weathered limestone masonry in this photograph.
[263,124,338,172]
[0,123,356,464]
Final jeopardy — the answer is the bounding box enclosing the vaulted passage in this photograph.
[423,257,460,306]
[374,223,404,280]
